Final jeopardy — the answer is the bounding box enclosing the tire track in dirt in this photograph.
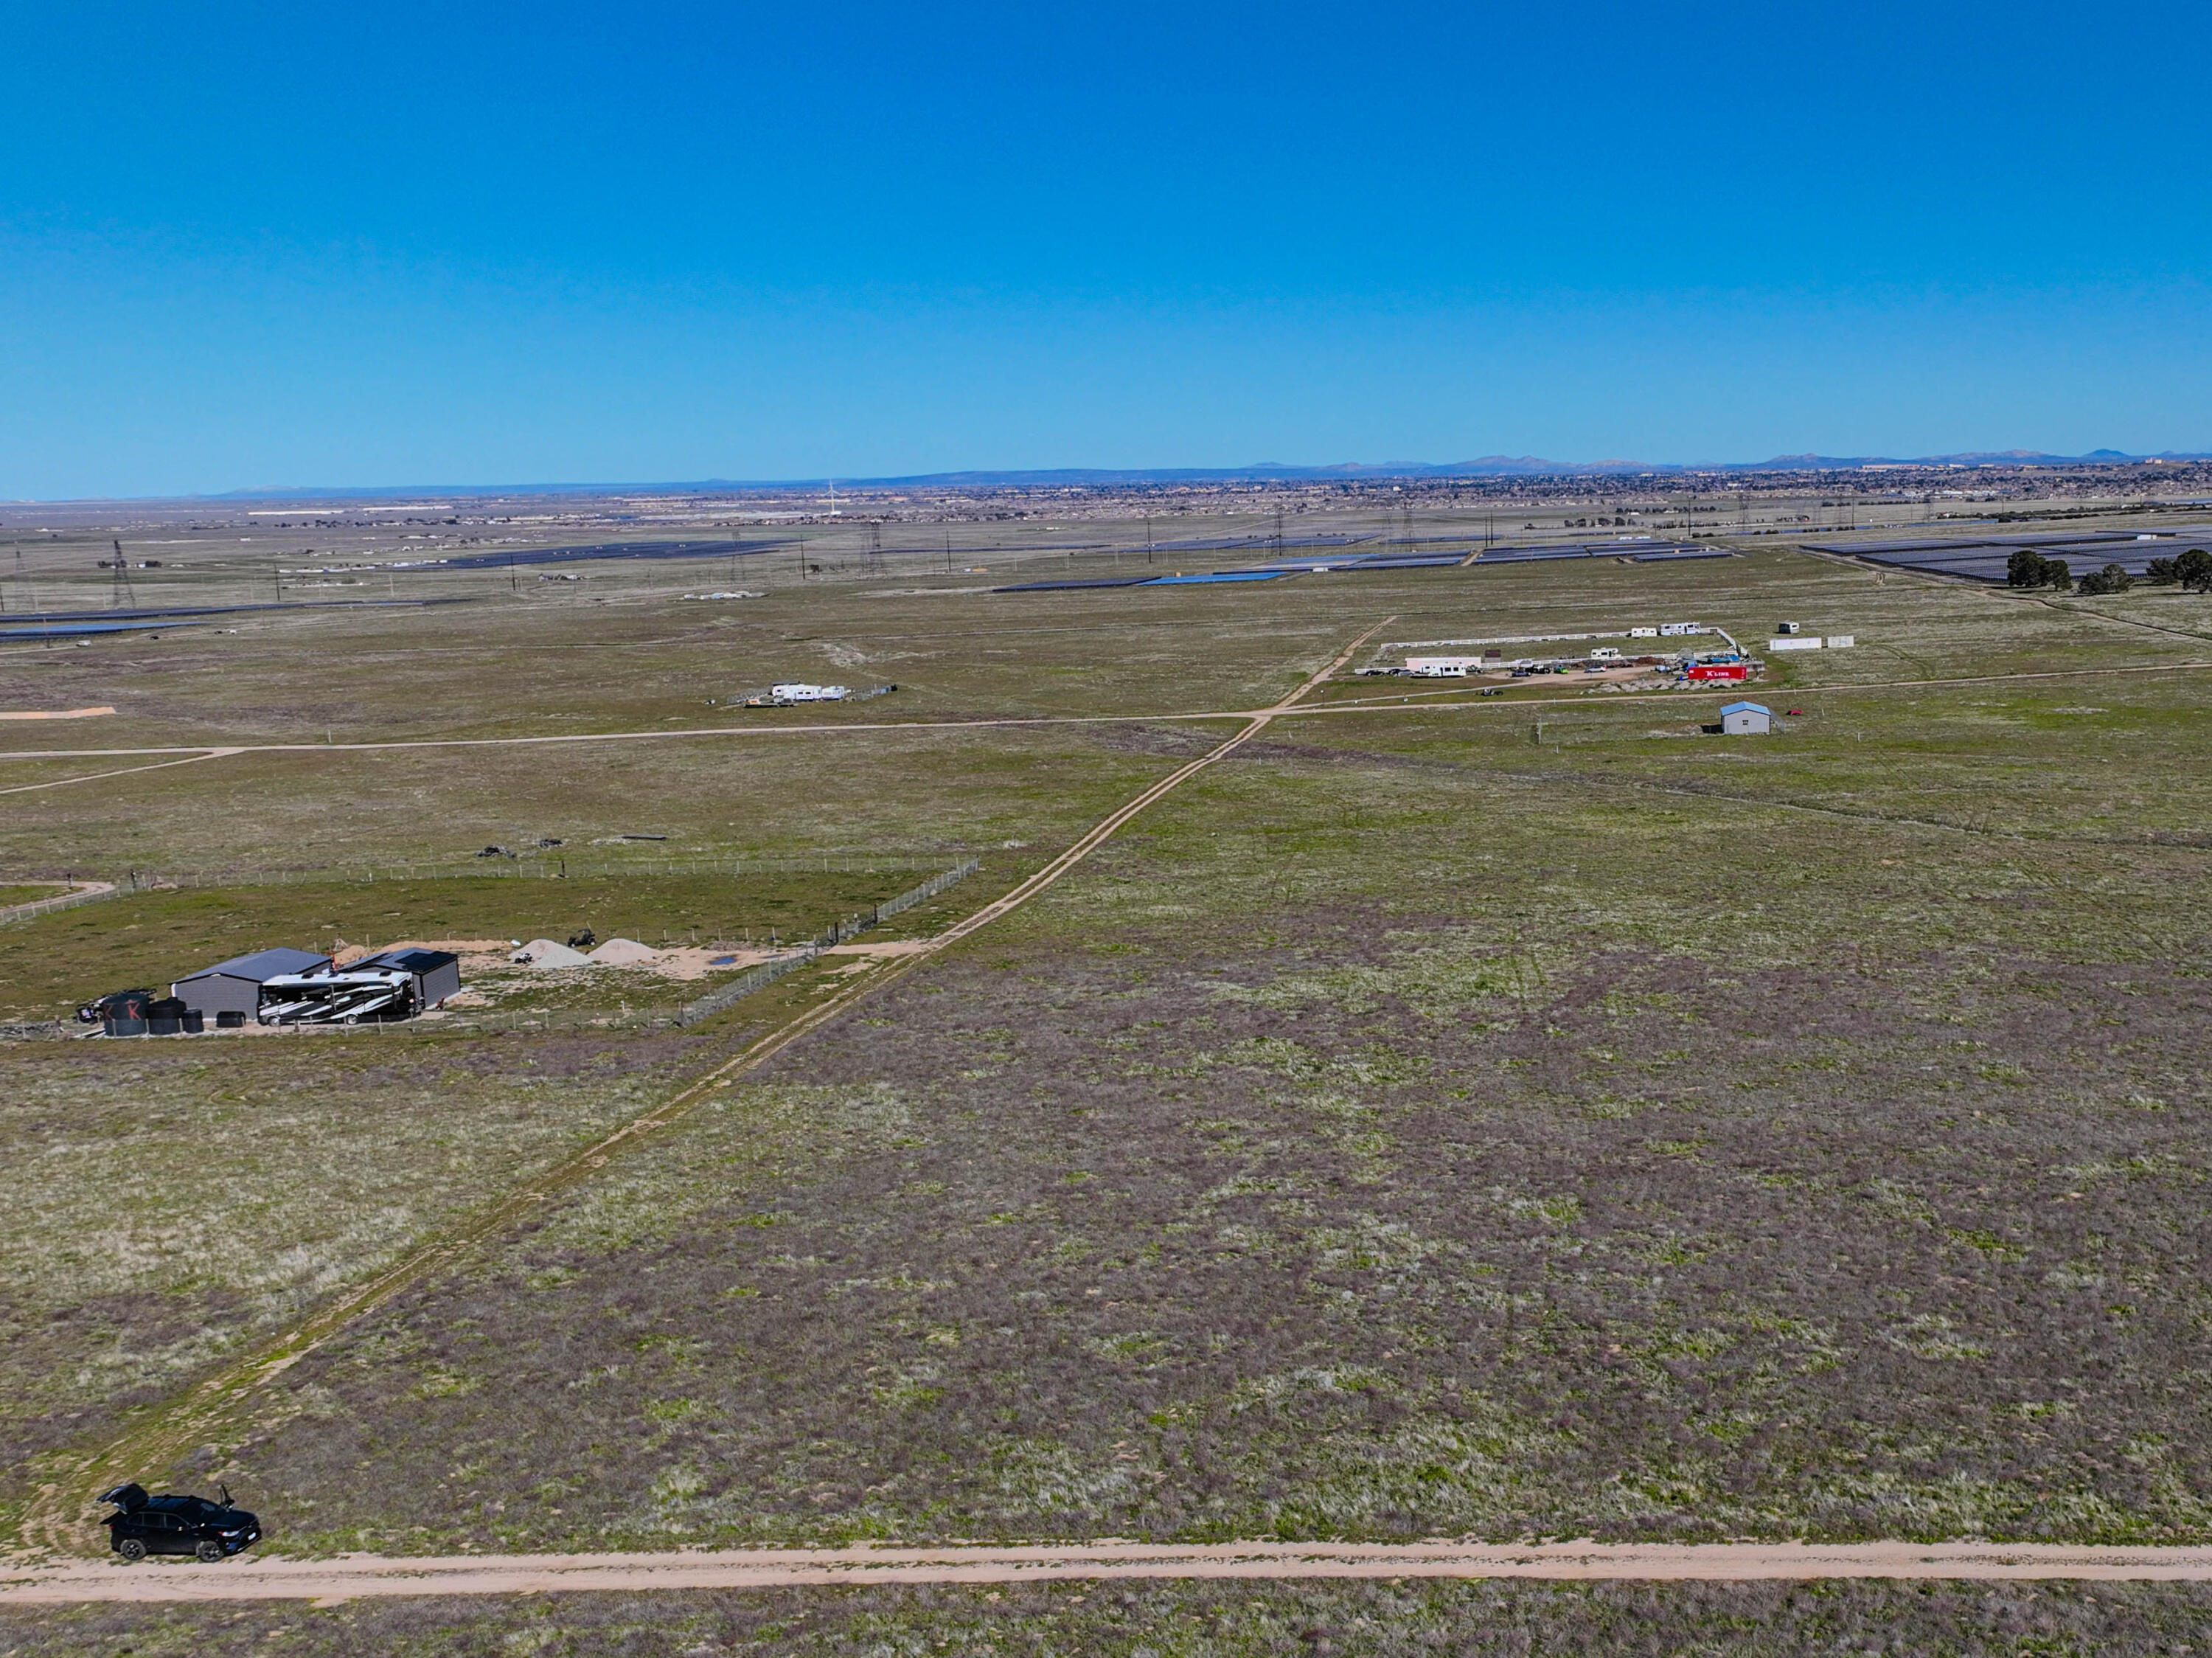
[15,622,1390,1559]
[10,1539,2212,1603]
[0,749,243,796]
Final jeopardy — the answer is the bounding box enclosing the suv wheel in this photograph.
[195,1539,226,1563]
[116,1537,147,1561]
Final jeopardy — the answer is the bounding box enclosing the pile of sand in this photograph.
[585,937,660,966]
[511,939,593,968]
[335,938,512,968]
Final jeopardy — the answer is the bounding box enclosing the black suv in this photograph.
[99,1482,262,1561]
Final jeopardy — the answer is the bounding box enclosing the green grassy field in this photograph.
[5,524,2211,1647]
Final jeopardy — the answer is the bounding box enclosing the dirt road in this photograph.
[27,623,1390,1555]
[3,659,2208,769]
[10,1539,2212,1604]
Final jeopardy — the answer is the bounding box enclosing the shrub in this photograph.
[2006,549,2073,590]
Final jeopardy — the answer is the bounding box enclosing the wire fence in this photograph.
[106,853,956,888]
[0,853,964,930]
[0,883,116,929]
[675,858,980,1027]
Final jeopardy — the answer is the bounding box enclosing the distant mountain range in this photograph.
[858,450,2212,485]
[199,448,2212,500]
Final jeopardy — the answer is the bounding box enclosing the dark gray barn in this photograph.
[347,948,462,1010]
[172,947,333,1018]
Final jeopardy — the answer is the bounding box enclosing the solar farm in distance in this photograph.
[1824,526,2212,581]
[995,537,1728,592]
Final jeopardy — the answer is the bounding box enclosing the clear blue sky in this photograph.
[4,0,2210,496]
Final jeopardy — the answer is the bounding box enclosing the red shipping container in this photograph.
[1687,663,1750,681]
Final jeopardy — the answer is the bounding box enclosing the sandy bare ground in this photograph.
[10,1540,2212,1604]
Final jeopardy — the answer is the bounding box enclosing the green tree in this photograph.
[2176,547,2212,592]
[2078,561,2132,596]
[2006,547,2045,588]
[2146,556,2180,585]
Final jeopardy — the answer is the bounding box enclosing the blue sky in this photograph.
[4,0,2209,496]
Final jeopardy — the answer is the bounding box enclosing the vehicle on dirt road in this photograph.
[98,1482,261,1561]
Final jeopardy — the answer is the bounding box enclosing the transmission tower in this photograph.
[110,541,137,608]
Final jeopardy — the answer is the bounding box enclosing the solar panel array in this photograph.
[0,620,206,640]
[1825,530,2212,582]
[1147,533,1373,553]
[1458,540,1715,565]
[434,538,788,571]
[992,538,1731,593]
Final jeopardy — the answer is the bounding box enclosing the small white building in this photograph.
[1720,701,1773,735]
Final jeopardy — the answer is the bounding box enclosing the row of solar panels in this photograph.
[0,619,207,640]
[1146,533,1374,553]
[435,538,788,570]
[1834,530,2162,555]
[1829,529,2212,581]
[995,571,1294,592]
[994,541,1736,592]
